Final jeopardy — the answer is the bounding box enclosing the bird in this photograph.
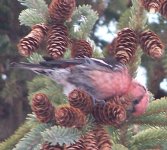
[11,57,149,116]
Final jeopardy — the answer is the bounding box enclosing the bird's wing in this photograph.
[10,58,85,70]
[39,58,84,68]
[89,57,125,71]
[11,57,125,73]
[39,57,125,72]
[10,62,49,69]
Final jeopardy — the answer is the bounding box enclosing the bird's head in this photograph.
[126,80,149,116]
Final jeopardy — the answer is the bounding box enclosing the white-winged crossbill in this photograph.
[11,57,149,116]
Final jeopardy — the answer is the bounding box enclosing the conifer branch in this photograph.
[42,126,82,146]
[18,0,48,27]
[17,0,48,15]
[27,53,44,64]
[112,144,128,150]
[68,5,98,39]
[27,76,67,106]
[107,127,120,144]
[129,0,147,31]
[42,116,94,146]
[130,127,167,150]
[0,121,33,150]
[128,47,143,76]
[131,114,167,127]
[19,9,47,27]
[128,0,147,76]
[13,124,51,150]
[26,113,40,125]
[118,9,131,29]
[143,97,167,116]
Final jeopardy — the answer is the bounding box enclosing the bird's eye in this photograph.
[133,99,139,105]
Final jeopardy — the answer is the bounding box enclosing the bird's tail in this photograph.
[10,62,50,72]
[10,58,85,74]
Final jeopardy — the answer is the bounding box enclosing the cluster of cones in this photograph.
[107,27,164,64]
[17,0,93,59]
[32,91,117,150]
[140,0,167,18]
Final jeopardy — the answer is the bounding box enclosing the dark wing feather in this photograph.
[39,58,85,68]
[11,56,125,72]
[89,57,125,71]
[40,57,125,71]
[10,62,48,69]
[102,56,122,66]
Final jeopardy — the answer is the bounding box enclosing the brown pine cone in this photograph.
[140,0,163,13]
[41,143,65,150]
[160,0,167,18]
[94,126,112,150]
[108,96,133,111]
[55,105,86,128]
[105,102,127,125]
[31,93,55,123]
[71,40,93,58]
[139,30,164,59]
[111,28,138,64]
[49,0,76,22]
[17,23,48,57]
[93,102,127,126]
[82,131,98,150]
[47,24,68,59]
[68,89,94,114]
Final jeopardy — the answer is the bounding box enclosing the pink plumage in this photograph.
[88,68,131,99]
[133,92,149,116]
[125,80,149,116]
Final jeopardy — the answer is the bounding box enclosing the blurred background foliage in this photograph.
[1,0,167,141]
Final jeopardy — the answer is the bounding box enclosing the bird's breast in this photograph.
[88,69,131,99]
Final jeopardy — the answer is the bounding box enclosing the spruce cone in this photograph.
[49,0,76,22]
[160,0,167,18]
[71,40,93,58]
[94,126,112,150]
[55,105,86,128]
[140,0,163,13]
[109,96,133,111]
[68,89,94,114]
[17,23,48,57]
[93,102,127,126]
[41,143,64,150]
[31,93,55,123]
[113,28,138,64]
[83,131,98,150]
[47,24,68,59]
[139,30,164,59]
[66,138,85,150]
